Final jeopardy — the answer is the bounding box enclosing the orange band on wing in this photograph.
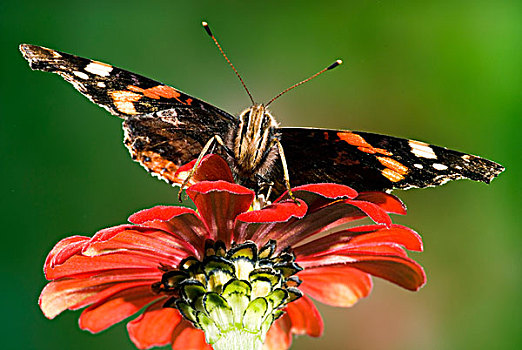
[127,84,192,105]
[337,132,393,156]
[376,156,409,175]
[137,150,182,184]
[381,168,406,182]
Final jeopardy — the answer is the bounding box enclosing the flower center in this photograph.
[152,240,303,347]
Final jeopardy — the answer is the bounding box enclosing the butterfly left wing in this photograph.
[273,127,504,195]
[19,44,233,118]
[122,109,237,186]
[20,44,239,186]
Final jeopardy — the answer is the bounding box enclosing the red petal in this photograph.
[339,244,410,257]
[285,295,323,337]
[352,254,426,290]
[234,221,279,247]
[40,269,160,318]
[79,285,159,333]
[276,183,358,212]
[347,225,422,251]
[298,266,373,307]
[130,208,210,257]
[237,199,307,223]
[294,224,422,258]
[45,252,166,280]
[127,300,182,349]
[174,154,234,185]
[356,192,407,215]
[266,201,389,252]
[344,199,392,227]
[70,269,161,310]
[235,199,307,242]
[128,206,196,224]
[263,314,293,350]
[187,181,254,244]
[85,227,188,265]
[290,183,358,200]
[44,223,191,280]
[350,255,425,290]
[171,320,212,350]
[299,253,426,291]
[44,235,90,269]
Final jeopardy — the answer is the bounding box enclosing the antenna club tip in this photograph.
[327,59,343,70]
[202,21,213,37]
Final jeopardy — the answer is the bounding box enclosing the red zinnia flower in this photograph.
[39,155,425,350]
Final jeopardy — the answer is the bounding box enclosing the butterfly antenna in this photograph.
[202,21,255,105]
[265,59,343,107]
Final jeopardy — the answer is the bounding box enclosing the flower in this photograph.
[39,155,425,350]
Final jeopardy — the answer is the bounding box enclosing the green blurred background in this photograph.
[1,1,520,349]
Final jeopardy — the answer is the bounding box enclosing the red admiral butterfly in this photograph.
[19,23,504,200]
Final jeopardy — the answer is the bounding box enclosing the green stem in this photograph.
[211,329,263,350]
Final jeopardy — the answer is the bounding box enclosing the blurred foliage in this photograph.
[1,1,520,349]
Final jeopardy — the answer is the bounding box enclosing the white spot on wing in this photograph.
[433,163,448,171]
[157,109,178,117]
[85,61,113,77]
[157,109,184,126]
[73,71,89,80]
[97,82,106,88]
[414,163,423,169]
[409,140,437,159]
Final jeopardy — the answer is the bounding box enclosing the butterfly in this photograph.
[19,25,504,200]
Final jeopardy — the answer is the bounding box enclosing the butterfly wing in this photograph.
[19,44,236,119]
[275,127,504,195]
[122,109,236,185]
[20,44,238,185]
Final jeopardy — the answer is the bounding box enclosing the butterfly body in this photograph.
[232,105,280,181]
[19,44,504,199]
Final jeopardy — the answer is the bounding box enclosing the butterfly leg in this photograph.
[275,140,298,204]
[260,180,274,201]
[254,174,274,206]
[178,135,231,202]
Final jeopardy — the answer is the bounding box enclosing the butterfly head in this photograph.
[233,104,279,177]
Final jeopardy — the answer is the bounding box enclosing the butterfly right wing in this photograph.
[273,127,504,197]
